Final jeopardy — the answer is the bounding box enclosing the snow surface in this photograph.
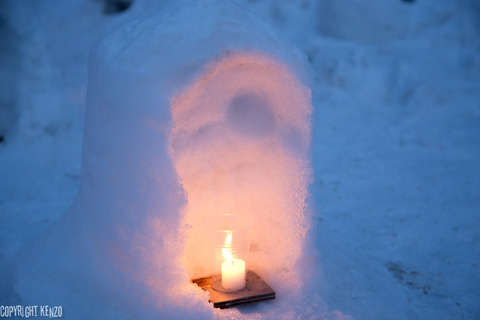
[1,0,479,319]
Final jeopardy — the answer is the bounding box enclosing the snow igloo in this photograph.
[14,0,315,318]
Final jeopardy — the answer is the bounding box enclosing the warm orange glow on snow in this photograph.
[170,52,312,289]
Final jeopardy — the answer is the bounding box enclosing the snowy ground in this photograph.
[1,0,479,319]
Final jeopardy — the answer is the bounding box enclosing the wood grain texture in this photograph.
[192,270,276,309]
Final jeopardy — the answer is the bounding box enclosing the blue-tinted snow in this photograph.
[0,0,479,319]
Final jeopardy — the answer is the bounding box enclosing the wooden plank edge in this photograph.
[214,292,276,309]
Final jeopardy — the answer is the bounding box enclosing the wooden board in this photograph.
[192,270,276,309]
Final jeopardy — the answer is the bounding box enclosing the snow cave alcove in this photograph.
[14,1,317,318]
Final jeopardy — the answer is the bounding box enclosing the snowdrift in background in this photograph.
[14,0,317,318]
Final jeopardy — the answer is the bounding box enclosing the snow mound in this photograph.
[12,0,323,319]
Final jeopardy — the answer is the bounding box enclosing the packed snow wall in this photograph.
[171,52,313,288]
[14,0,314,318]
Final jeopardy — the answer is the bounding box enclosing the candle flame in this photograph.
[222,232,234,264]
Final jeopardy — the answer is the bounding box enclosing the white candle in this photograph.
[221,258,246,290]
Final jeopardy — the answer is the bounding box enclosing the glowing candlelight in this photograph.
[221,232,246,290]
[221,258,246,290]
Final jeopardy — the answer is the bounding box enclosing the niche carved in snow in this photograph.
[170,52,313,287]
